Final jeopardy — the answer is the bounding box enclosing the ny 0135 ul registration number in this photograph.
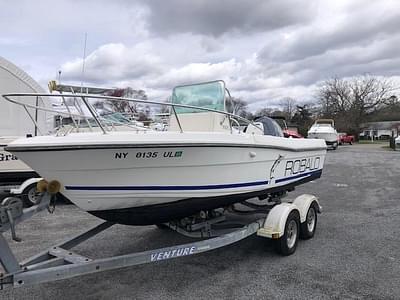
[114,151,183,159]
[135,151,183,159]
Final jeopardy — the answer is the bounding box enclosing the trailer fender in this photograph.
[10,178,43,195]
[292,194,321,223]
[257,203,299,239]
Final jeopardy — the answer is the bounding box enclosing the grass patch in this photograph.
[357,140,389,144]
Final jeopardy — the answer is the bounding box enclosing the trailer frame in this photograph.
[0,192,321,288]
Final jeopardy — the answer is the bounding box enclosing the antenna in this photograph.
[80,32,87,93]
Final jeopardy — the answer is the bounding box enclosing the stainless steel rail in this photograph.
[1,92,264,135]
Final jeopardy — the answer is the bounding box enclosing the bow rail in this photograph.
[1,92,263,135]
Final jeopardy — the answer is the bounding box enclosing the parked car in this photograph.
[338,133,355,145]
[270,116,303,138]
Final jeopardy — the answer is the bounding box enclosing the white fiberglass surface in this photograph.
[9,130,327,151]
[0,147,32,172]
[308,126,337,136]
[309,124,335,131]
[307,132,338,142]
[12,144,326,211]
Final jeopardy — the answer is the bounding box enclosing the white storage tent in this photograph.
[0,56,51,137]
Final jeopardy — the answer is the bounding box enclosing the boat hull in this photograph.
[0,144,38,185]
[307,132,338,144]
[307,122,338,145]
[7,132,326,225]
[89,169,322,225]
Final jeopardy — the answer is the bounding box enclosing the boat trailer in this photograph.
[0,186,321,288]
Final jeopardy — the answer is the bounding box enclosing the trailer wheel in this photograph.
[300,203,318,239]
[155,223,169,229]
[21,183,41,207]
[275,211,299,256]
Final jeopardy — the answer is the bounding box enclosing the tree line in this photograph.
[229,75,399,137]
[106,75,399,137]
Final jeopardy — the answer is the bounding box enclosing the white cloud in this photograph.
[1,0,400,112]
[61,43,162,84]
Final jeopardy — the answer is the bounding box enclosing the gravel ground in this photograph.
[1,143,399,300]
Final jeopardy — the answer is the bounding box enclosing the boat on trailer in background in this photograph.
[307,119,339,150]
[0,56,52,205]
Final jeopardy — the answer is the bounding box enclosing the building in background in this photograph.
[0,56,52,136]
[359,121,400,140]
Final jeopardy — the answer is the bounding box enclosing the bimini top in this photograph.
[313,119,335,127]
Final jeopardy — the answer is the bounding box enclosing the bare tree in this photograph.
[226,97,249,118]
[317,75,397,135]
[386,95,399,106]
[106,88,147,113]
[254,107,274,118]
[159,96,171,114]
[279,97,296,120]
[292,104,314,136]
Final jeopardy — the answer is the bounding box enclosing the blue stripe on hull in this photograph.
[65,169,322,191]
[275,169,322,183]
[66,180,269,191]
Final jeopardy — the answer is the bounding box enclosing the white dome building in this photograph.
[0,56,51,137]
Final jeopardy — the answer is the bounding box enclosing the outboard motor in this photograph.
[253,116,284,137]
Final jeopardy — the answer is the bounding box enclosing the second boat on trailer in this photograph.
[3,81,327,226]
[307,119,339,150]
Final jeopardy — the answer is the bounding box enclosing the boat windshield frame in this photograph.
[171,80,226,114]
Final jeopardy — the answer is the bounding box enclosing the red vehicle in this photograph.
[271,116,303,138]
[338,133,354,145]
[284,128,303,139]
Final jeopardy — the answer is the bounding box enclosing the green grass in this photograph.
[357,140,389,144]
[380,145,393,150]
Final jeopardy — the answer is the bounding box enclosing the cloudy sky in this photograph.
[1,0,400,111]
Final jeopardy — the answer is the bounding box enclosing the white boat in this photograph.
[49,81,150,134]
[3,81,327,225]
[0,56,51,191]
[395,136,400,150]
[307,119,339,149]
[0,137,38,186]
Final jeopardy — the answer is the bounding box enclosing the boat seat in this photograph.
[169,112,231,132]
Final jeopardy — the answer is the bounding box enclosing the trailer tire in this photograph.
[274,210,299,256]
[155,223,169,229]
[300,202,318,239]
[21,183,41,207]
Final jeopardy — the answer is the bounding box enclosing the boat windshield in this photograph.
[74,112,132,128]
[172,81,225,113]
[101,112,131,124]
[315,120,334,126]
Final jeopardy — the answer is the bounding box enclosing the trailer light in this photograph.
[272,233,280,239]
